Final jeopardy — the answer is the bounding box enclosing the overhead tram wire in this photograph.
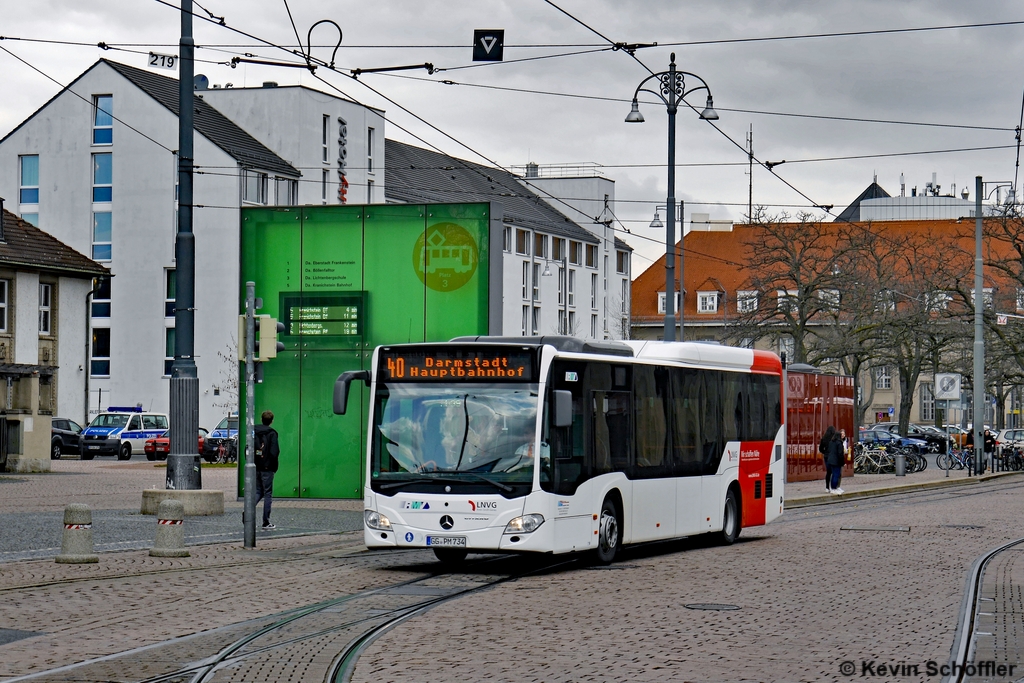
[0,44,175,155]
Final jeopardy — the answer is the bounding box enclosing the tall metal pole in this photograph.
[974,175,986,475]
[167,0,201,491]
[664,55,678,342]
[243,282,256,548]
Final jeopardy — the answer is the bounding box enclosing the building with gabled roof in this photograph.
[386,140,633,339]
[0,58,383,428]
[0,206,108,471]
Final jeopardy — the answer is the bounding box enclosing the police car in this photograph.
[203,414,238,463]
[81,407,169,460]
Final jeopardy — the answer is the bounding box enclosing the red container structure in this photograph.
[786,369,854,483]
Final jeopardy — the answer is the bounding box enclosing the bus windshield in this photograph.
[371,382,539,491]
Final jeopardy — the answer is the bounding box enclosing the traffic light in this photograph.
[254,315,286,361]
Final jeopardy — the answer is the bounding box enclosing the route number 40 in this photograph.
[148,52,177,70]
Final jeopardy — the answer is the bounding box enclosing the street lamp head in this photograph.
[625,99,645,123]
[541,261,553,277]
[699,95,719,121]
[650,210,664,229]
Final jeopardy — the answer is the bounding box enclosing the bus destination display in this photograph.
[380,348,535,382]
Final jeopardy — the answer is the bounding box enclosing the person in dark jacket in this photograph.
[254,410,280,529]
[983,429,996,473]
[819,425,837,493]
[827,430,845,494]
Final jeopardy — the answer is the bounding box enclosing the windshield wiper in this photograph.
[377,472,513,493]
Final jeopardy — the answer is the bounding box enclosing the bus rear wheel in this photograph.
[433,548,468,566]
[719,488,741,545]
[595,497,621,564]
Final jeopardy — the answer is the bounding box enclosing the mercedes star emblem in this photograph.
[439,515,454,530]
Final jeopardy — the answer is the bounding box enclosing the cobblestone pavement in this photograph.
[4,465,1024,682]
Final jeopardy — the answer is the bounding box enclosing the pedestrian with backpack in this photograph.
[254,410,280,530]
[819,425,836,493]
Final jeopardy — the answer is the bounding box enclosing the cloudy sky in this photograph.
[3,0,1023,269]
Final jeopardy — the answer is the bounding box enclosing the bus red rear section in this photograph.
[738,441,774,527]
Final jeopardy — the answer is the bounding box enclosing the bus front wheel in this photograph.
[719,488,741,545]
[595,497,621,564]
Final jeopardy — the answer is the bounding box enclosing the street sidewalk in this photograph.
[785,463,1020,507]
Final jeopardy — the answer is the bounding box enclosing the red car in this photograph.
[145,428,208,461]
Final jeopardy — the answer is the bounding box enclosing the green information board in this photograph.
[239,203,499,499]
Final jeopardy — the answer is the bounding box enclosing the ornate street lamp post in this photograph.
[626,53,718,342]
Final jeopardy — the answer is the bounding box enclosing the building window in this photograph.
[516,229,530,255]
[532,263,541,301]
[21,213,39,226]
[818,289,840,312]
[591,313,598,338]
[558,264,565,306]
[1018,288,1024,312]
[367,179,374,203]
[522,262,529,300]
[19,155,39,205]
[91,327,111,376]
[92,277,111,318]
[93,95,113,145]
[92,153,112,202]
[586,244,598,268]
[367,127,375,173]
[926,291,950,312]
[534,233,548,260]
[243,169,267,204]
[621,279,629,315]
[522,305,529,336]
[875,366,892,390]
[38,283,52,335]
[698,291,718,313]
[737,290,757,313]
[164,327,175,376]
[503,226,512,253]
[776,288,797,313]
[165,270,176,317]
[532,306,540,335]
[591,273,598,309]
[779,336,795,360]
[0,280,8,332]
[970,288,995,309]
[552,238,565,261]
[875,290,896,313]
[616,251,628,275]
[740,337,754,349]
[568,269,576,307]
[558,310,566,335]
[275,177,297,205]
[569,240,582,265]
[92,212,112,261]
[921,382,935,421]
[322,115,329,164]
[657,292,681,315]
[568,311,576,335]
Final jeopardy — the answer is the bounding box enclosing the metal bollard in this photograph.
[895,452,906,477]
[55,504,99,564]
[150,499,190,558]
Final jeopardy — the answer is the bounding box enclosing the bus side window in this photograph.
[669,367,702,476]
[545,362,586,495]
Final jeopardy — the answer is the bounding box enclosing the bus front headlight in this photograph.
[504,514,544,534]
[364,510,392,530]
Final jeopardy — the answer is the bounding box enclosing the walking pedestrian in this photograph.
[840,428,850,466]
[254,410,280,530]
[819,425,837,493]
[827,429,846,494]
[983,428,996,474]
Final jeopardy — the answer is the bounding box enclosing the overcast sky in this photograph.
[3,0,1023,269]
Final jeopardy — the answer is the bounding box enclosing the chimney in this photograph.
[525,162,538,178]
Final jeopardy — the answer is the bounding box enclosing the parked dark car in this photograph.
[51,418,84,459]
[858,427,928,452]
[869,422,951,453]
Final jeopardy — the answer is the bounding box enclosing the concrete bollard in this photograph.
[150,499,190,558]
[55,504,99,564]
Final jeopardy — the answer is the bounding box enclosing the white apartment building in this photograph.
[0,59,384,427]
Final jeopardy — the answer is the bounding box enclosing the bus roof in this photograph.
[623,340,782,375]
[449,335,633,357]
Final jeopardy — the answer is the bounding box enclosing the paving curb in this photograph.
[785,471,1022,509]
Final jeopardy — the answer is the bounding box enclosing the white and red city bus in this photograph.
[333,336,785,564]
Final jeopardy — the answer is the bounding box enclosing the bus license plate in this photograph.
[426,536,466,547]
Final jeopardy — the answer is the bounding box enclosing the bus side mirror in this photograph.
[333,370,370,415]
[553,390,573,428]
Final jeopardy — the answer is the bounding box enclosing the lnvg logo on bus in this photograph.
[468,500,498,511]
[413,222,479,292]
[402,501,430,510]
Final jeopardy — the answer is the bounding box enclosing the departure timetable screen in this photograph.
[379,347,536,382]
[280,294,363,338]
